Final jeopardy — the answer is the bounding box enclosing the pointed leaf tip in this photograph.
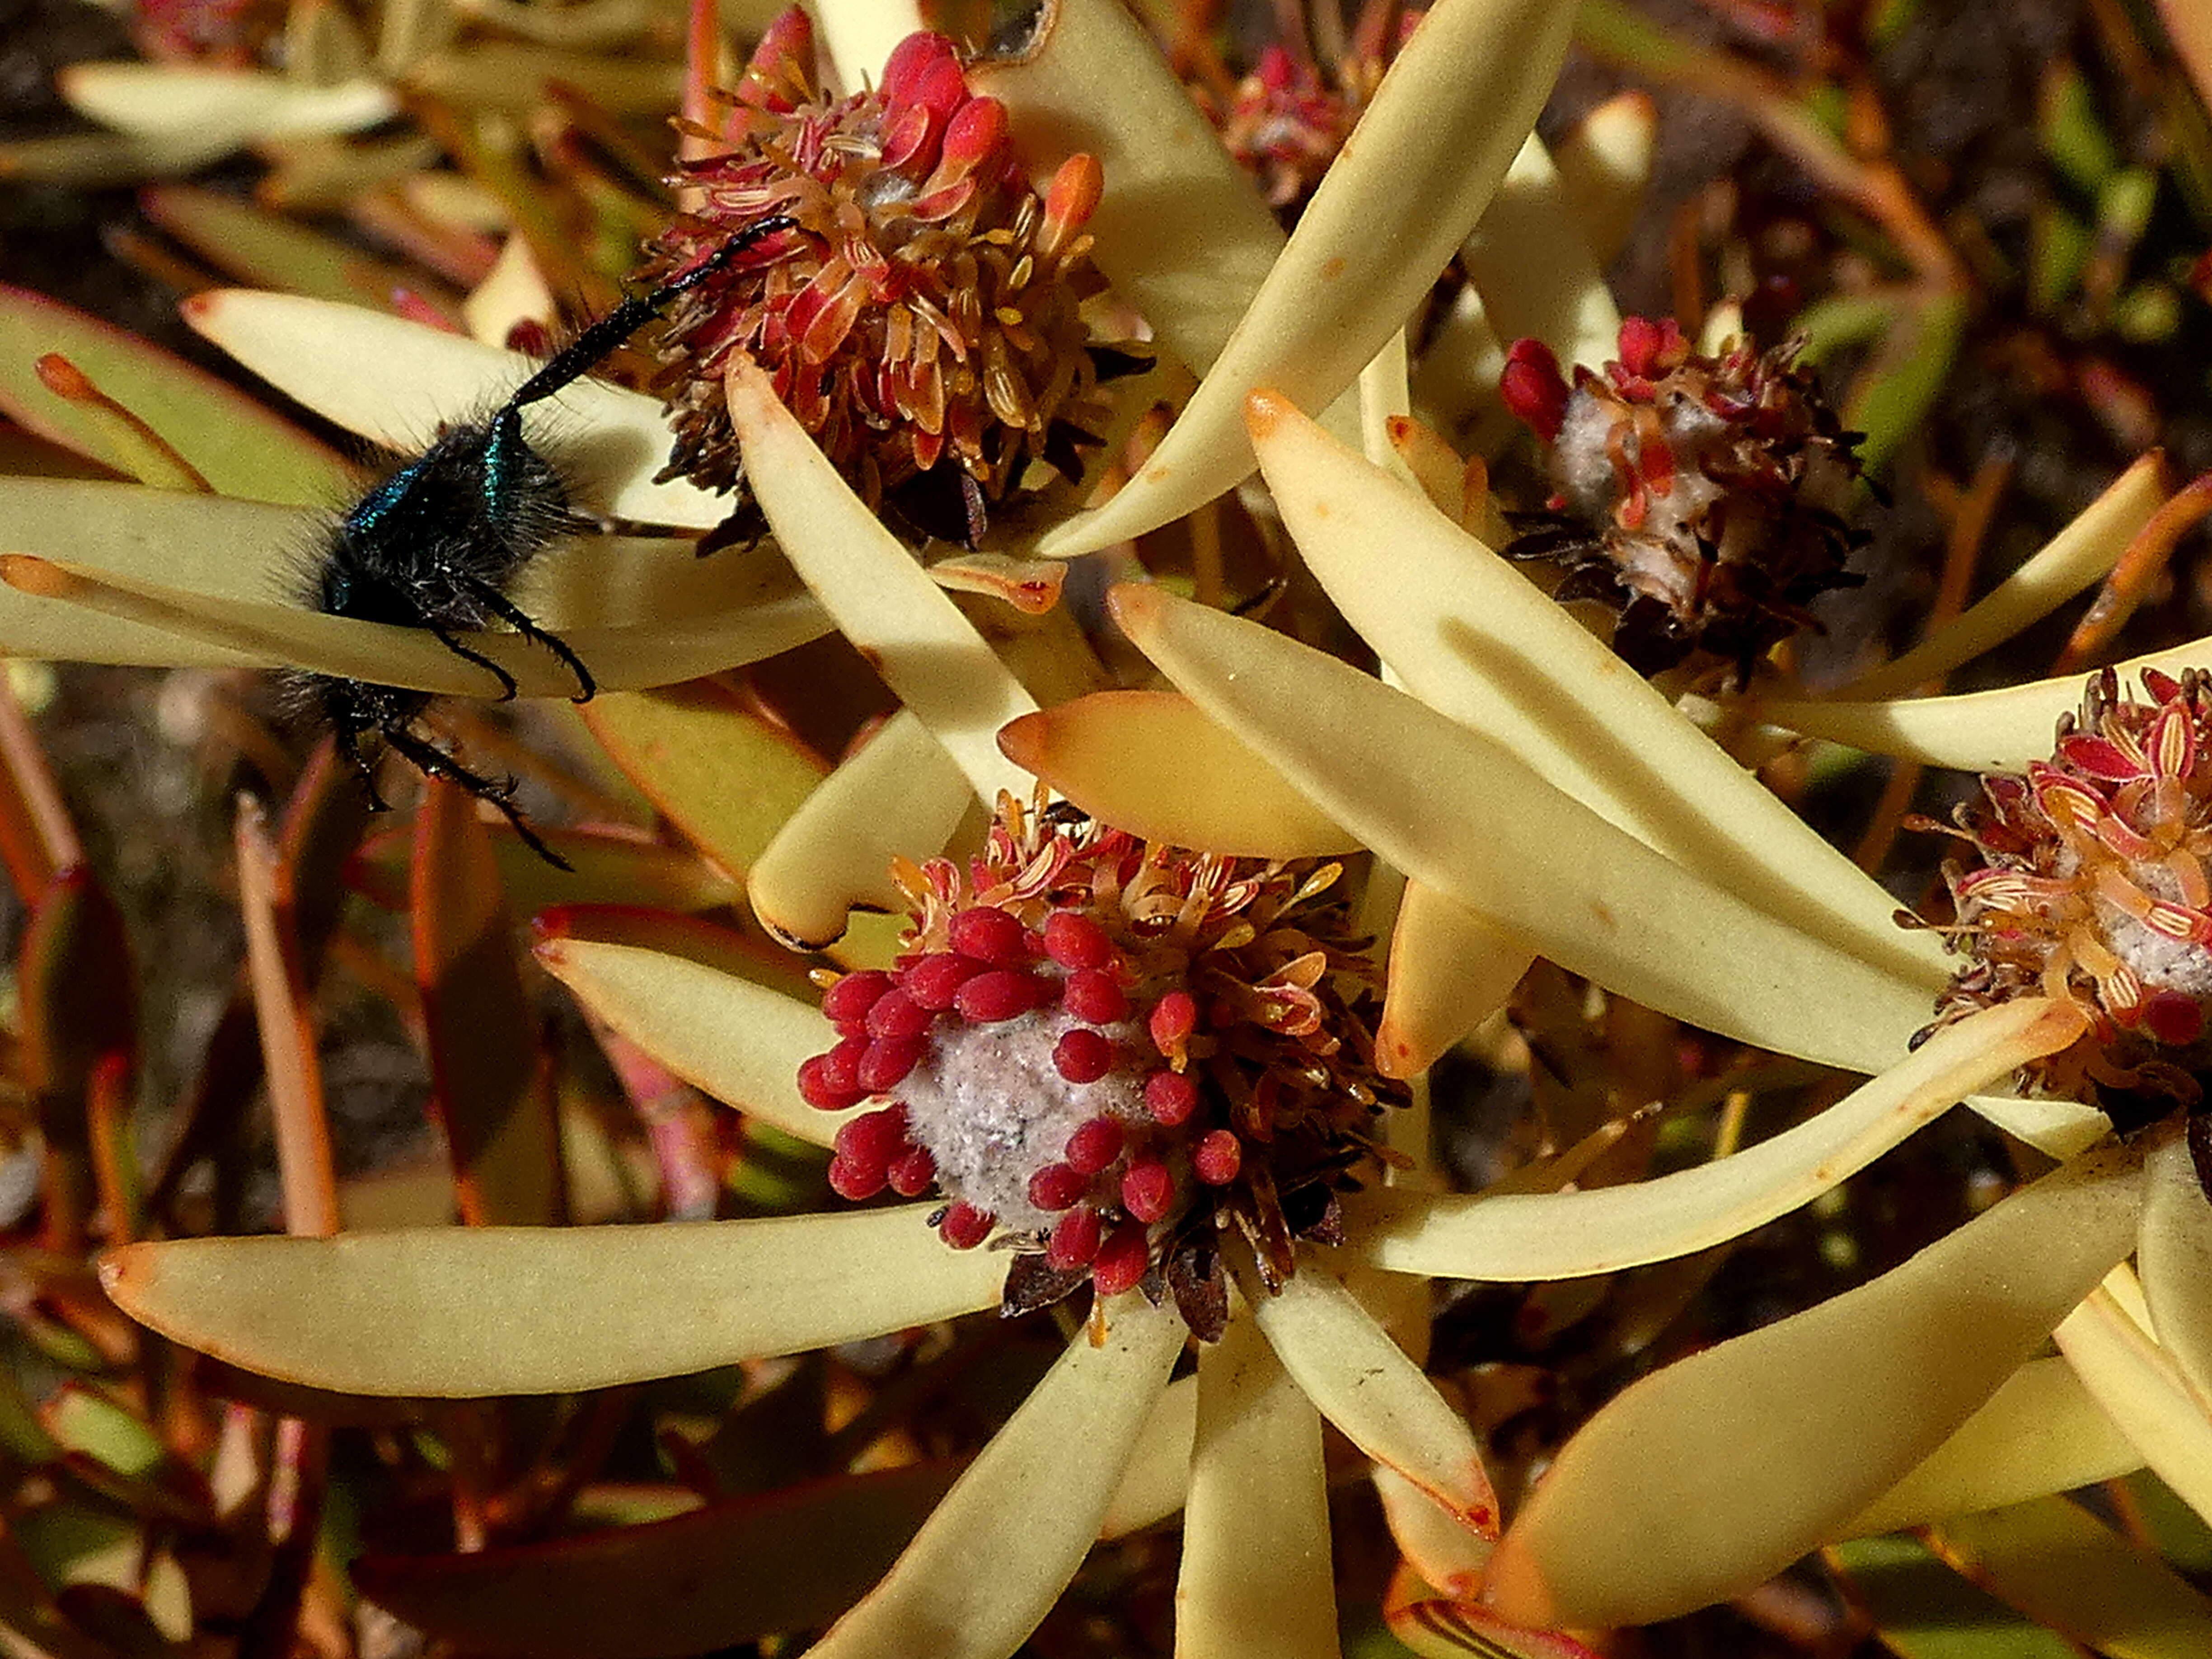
[1243,388,1292,439]
[997,711,1046,770]
[0,554,70,598]
[1106,581,1166,634]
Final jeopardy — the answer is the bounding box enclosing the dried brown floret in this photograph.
[1500,318,1869,684]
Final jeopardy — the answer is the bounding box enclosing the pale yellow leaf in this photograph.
[1035,0,1578,557]
[1831,453,2167,702]
[724,356,1038,804]
[1100,1374,1195,1540]
[1252,1261,1499,1534]
[2055,1275,2212,1528]
[1245,390,1950,994]
[2142,1132,2212,1416]
[977,0,1283,382]
[1836,1356,2144,1539]
[1377,886,1533,1079]
[1111,582,1933,1075]
[1460,135,1620,371]
[1482,1138,2145,1629]
[1179,1310,1338,1659]
[100,1209,1003,1396]
[813,0,924,89]
[811,1295,1183,1659]
[60,64,395,140]
[1926,1495,2212,1659]
[998,691,1357,859]
[186,289,730,528]
[1551,92,1655,267]
[534,937,850,1148]
[749,711,973,950]
[1355,999,2085,1280]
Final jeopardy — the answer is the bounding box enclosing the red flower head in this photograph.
[1918,667,2212,1129]
[797,795,1405,1338]
[636,10,1130,544]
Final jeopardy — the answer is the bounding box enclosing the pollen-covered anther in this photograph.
[1121,1158,1175,1223]
[949,905,1031,964]
[637,7,1126,543]
[1054,1031,1115,1084]
[795,792,1405,1337]
[954,970,1043,1022]
[1064,1115,1125,1173]
[903,952,979,1009]
[1091,1223,1150,1297]
[1047,1207,1102,1270]
[1501,316,1869,684]
[1148,990,1198,1058]
[857,1036,925,1092]
[1919,666,2212,1120]
[1027,1162,1088,1214]
[821,969,892,1026]
[1043,910,1113,970]
[1194,1129,1242,1186]
[938,1201,995,1250]
[829,1104,921,1200]
[1064,969,1128,1023]
[1144,1069,1199,1127]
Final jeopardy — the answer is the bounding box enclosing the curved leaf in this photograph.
[1376,886,1533,1079]
[0,536,827,695]
[1837,1356,2143,1540]
[1925,1496,2212,1659]
[2142,1130,2212,1408]
[999,691,1357,860]
[1833,453,2168,702]
[1179,1310,1339,1659]
[59,64,394,140]
[1252,1261,1498,1534]
[577,682,828,880]
[0,286,349,503]
[1354,999,2085,1281]
[1757,633,2212,772]
[1111,582,1933,1075]
[100,1207,1004,1396]
[535,936,850,1148]
[1246,390,1949,994]
[185,289,730,528]
[1459,136,1619,370]
[975,0,1282,380]
[810,1294,1182,1659]
[724,357,1038,805]
[1034,0,1578,556]
[748,710,970,951]
[1482,1138,2146,1629]
[2054,1278,2212,1527]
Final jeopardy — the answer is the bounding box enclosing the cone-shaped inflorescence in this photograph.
[1500,318,1868,684]
[797,794,1404,1337]
[636,10,1128,544]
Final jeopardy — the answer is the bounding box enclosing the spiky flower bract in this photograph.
[797,792,1404,1338]
[1501,317,1868,683]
